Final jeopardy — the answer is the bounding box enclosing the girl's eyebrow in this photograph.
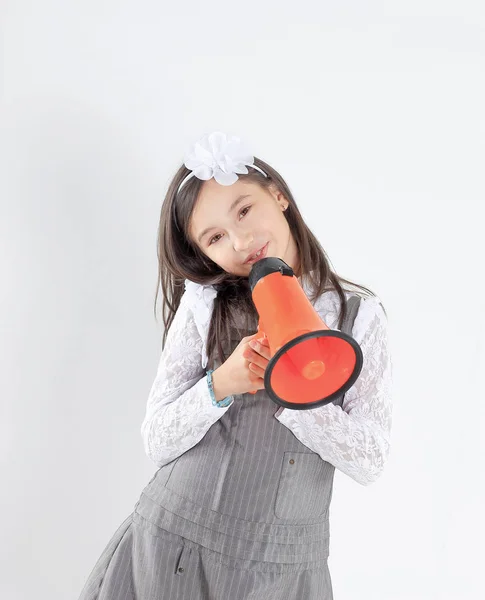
[197,194,252,243]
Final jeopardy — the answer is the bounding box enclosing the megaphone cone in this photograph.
[248,257,363,410]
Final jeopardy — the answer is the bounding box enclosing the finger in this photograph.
[249,379,265,393]
[249,363,264,380]
[243,348,267,367]
[241,333,260,343]
[248,339,271,361]
[249,363,266,378]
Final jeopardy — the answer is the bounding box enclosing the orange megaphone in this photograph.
[248,257,363,410]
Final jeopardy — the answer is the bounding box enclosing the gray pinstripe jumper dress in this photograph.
[78,294,362,600]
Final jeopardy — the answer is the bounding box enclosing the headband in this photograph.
[177,131,267,194]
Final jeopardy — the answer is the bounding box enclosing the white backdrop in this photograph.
[1,1,484,599]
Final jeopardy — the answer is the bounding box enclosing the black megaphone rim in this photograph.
[263,329,364,410]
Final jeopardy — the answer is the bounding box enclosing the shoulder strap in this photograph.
[332,294,362,408]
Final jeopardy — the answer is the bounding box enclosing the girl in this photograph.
[78,131,393,600]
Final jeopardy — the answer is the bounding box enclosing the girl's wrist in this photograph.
[210,367,231,401]
[207,368,233,408]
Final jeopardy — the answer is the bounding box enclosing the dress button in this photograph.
[289,459,295,464]
[178,567,184,573]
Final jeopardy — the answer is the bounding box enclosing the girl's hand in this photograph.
[211,333,271,398]
[242,335,271,382]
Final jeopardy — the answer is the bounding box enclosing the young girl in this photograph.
[78,131,393,600]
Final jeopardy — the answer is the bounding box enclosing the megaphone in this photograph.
[248,257,363,410]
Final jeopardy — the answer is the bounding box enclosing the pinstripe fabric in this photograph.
[78,295,361,599]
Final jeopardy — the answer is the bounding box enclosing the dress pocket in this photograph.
[274,451,335,520]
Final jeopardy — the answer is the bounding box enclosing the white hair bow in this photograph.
[177,131,267,192]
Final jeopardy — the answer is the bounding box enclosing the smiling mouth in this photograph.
[245,243,268,264]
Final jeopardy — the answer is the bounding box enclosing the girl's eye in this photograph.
[209,234,222,245]
[209,206,251,245]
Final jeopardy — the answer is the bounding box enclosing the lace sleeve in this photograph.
[275,296,393,486]
[141,292,232,467]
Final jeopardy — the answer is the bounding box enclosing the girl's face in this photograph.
[189,179,300,278]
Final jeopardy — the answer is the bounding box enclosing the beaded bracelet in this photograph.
[206,369,234,408]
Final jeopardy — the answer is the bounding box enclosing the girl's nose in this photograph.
[233,233,253,253]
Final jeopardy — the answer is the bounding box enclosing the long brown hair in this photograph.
[155,157,376,370]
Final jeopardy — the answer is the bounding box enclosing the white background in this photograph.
[1,1,484,598]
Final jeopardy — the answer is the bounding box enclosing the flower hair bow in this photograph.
[177,131,267,193]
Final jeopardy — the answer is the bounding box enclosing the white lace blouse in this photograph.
[141,278,393,486]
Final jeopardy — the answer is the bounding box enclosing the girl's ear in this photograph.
[268,183,289,209]
[266,182,277,198]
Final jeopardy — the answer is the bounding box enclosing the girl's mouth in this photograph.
[245,242,268,264]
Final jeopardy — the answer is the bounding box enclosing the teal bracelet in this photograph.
[206,369,234,408]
